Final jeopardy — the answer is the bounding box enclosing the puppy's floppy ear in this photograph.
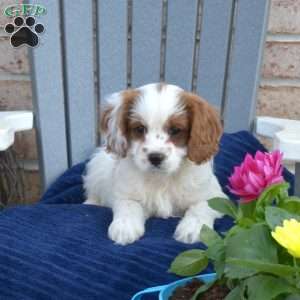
[100,89,139,157]
[180,91,223,164]
[100,105,113,133]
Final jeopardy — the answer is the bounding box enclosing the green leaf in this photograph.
[227,258,299,277]
[168,250,208,276]
[190,280,216,300]
[255,182,290,218]
[239,201,256,219]
[199,225,226,278]
[208,197,238,219]
[206,240,225,279]
[257,182,290,206]
[224,285,243,300]
[265,206,300,230]
[280,197,300,214]
[200,225,222,247]
[237,217,255,228]
[225,224,278,279]
[225,224,246,239]
[285,294,300,300]
[278,245,294,266]
[245,274,297,300]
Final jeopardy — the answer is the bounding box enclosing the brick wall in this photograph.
[258,0,300,119]
[0,1,40,202]
[0,0,298,202]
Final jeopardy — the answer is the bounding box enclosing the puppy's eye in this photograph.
[168,127,181,136]
[134,125,147,135]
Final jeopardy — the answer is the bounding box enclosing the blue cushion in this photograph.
[0,131,294,299]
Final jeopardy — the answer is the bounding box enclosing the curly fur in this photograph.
[84,83,226,245]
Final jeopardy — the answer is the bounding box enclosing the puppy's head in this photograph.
[101,83,222,174]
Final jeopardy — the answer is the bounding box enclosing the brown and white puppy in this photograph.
[83,83,226,245]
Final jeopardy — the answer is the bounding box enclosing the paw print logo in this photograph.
[4,16,44,48]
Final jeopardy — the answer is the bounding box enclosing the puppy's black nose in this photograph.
[148,152,166,167]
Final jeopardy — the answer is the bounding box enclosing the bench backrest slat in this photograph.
[30,0,68,187]
[164,0,198,91]
[98,0,128,100]
[63,0,97,166]
[131,0,163,87]
[197,0,233,109]
[223,0,270,132]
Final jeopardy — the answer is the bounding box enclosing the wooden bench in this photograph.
[29,0,300,194]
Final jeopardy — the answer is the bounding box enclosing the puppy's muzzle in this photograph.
[148,152,166,167]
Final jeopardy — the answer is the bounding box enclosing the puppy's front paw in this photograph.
[108,218,145,245]
[174,217,214,244]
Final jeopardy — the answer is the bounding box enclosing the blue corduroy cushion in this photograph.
[0,131,294,299]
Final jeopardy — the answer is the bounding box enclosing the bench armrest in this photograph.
[0,111,33,151]
[256,116,300,162]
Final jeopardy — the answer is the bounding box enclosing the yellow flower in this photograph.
[271,219,300,258]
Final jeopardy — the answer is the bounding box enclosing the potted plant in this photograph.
[167,150,300,299]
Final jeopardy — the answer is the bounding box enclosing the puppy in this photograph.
[83,83,226,245]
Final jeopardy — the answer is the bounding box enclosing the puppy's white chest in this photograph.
[140,179,193,218]
[144,188,174,218]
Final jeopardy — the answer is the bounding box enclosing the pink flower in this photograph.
[228,150,284,203]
